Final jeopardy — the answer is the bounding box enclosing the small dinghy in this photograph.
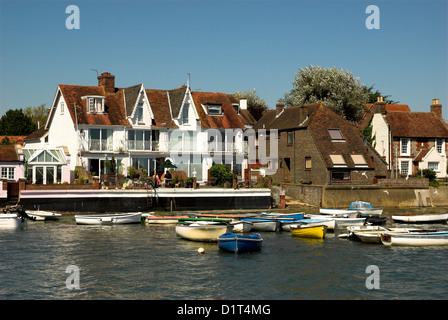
[218,232,263,253]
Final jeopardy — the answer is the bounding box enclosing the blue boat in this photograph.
[218,232,263,253]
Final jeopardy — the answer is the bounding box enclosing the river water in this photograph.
[1,207,447,301]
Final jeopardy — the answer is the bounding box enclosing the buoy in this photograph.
[198,247,205,254]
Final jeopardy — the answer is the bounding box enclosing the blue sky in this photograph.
[0,0,447,119]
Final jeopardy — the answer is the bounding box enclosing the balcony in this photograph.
[88,139,113,152]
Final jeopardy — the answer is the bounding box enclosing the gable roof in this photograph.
[58,84,129,127]
[123,84,143,118]
[168,86,188,119]
[0,145,20,162]
[357,103,411,129]
[145,89,178,128]
[191,91,247,129]
[385,111,448,138]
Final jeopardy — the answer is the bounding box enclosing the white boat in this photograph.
[26,210,62,221]
[281,218,333,231]
[392,213,448,224]
[261,212,304,220]
[145,214,189,224]
[319,208,359,218]
[381,231,448,246]
[229,220,253,233]
[306,215,365,230]
[348,201,383,217]
[175,223,230,242]
[75,212,142,225]
[0,213,28,229]
[240,218,281,232]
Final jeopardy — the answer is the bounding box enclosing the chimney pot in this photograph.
[374,96,386,114]
[239,98,247,110]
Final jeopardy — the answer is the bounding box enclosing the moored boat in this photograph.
[281,218,332,231]
[229,220,253,233]
[319,208,357,217]
[348,201,383,217]
[175,223,230,242]
[26,210,62,221]
[75,212,142,225]
[218,232,263,253]
[240,218,281,232]
[392,213,448,224]
[0,213,28,229]
[381,231,448,246]
[261,212,304,220]
[290,224,327,239]
[145,214,190,224]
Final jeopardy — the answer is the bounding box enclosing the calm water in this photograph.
[1,207,447,300]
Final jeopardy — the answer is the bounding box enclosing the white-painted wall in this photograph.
[371,113,390,165]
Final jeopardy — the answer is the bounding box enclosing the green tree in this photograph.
[209,164,236,187]
[234,89,268,121]
[280,65,369,122]
[363,85,399,104]
[23,104,48,127]
[0,109,37,135]
[0,136,14,145]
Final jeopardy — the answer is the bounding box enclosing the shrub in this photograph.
[209,164,236,187]
[417,169,437,182]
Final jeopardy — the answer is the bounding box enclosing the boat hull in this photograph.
[319,208,357,217]
[241,219,281,232]
[381,232,448,246]
[26,210,62,221]
[392,213,448,224]
[218,232,263,253]
[0,214,28,229]
[75,213,142,225]
[229,221,253,233]
[175,224,229,242]
[290,225,327,239]
[145,215,189,224]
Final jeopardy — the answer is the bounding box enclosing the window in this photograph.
[400,160,410,175]
[60,102,64,115]
[44,135,49,144]
[1,167,14,180]
[88,128,113,151]
[233,104,239,114]
[182,104,189,123]
[332,170,350,181]
[287,131,293,146]
[86,97,105,113]
[400,138,410,156]
[137,103,144,122]
[428,162,439,171]
[207,104,222,115]
[305,157,312,170]
[329,154,346,167]
[328,129,345,142]
[128,130,151,150]
[436,139,444,154]
[350,154,368,167]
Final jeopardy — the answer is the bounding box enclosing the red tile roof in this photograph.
[0,136,27,146]
[386,111,448,138]
[145,89,178,128]
[357,103,410,129]
[191,91,247,129]
[0,145,20,162]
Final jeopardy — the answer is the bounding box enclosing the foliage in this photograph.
[209,164,236,187]
[23,104,48,127]
[417,168,437,182]
[0,136,14,145]
[362,85,399,104]
[105,156,117,175]
[280,66,369,122]
[360,121,376,147]
[234,89,269,121]
[0,109,38,135]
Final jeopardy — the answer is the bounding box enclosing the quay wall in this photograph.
[278,183,448,208]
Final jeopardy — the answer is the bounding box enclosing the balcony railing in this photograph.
[89,139,113,151]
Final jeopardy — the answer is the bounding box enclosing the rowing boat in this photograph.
[381,231,448,246]
[290,224,327,239]
[75,212,142,225]
[145,215,189,224]
[175,223,230,242]
[392,213,448,224]
[218,232,262,253]
[26,210,62,221]
[348,201,383,217]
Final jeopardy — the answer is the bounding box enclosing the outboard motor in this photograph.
[17,208,36,221]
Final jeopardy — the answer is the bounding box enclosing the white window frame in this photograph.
[399,159,411,175]
[1,167,15,180]
[428,161,439,172]
[400,138,410,156]
[86,96,105,113]
[207,104,222,115]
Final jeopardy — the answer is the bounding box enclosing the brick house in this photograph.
[254,103,387,185]
[371,98,448,178]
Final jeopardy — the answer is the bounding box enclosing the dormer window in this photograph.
[137,102,144,123]
[233,104,239,114]
[207,104,222,115]
[82,96,105,113]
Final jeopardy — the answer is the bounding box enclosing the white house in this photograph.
[23,73,256,184]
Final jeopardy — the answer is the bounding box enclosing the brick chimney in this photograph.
[430,98,442,119]
[276,103,284,115]
[374,96,386,114]
[98,72,115,94]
